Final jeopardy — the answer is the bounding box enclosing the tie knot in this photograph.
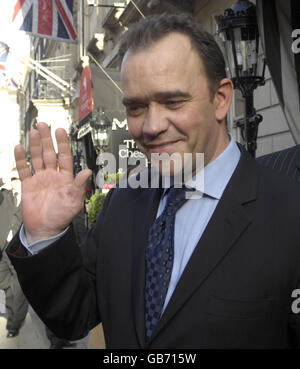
[168,186,186,199]
[164,187,188,215]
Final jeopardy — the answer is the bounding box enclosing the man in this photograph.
[0,171,28,338]
[7,14,300,348]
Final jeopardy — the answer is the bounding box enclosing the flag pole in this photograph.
[88,53,123,94]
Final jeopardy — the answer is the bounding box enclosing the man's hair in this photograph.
[119,13,226,98]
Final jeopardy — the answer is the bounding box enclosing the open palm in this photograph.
[14,123,92,244]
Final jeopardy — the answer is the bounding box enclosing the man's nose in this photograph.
[142,104,169,138]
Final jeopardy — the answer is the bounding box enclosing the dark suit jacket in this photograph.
[257,145,300,181]
[7,148,300,348]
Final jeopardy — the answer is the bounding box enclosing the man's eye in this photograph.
[126,105,146,116]
[165,100,184,108]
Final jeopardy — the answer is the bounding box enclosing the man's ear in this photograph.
[214,78,234,123]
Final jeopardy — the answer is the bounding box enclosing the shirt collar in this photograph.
[185,135,241,200]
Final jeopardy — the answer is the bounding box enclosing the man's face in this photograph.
[121,32,228,176]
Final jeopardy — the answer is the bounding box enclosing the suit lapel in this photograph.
[149,149,259,343]
[131,187,163,348]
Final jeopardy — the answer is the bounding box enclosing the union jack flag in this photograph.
[12,0,77,43]
[0,42,18,90]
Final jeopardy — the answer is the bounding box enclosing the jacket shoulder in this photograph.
[257,145,300,181]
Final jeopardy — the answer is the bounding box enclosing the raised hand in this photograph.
[14,123,92,244]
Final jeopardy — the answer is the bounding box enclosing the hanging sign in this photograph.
[77,122,92,139]
[79,65,93,123]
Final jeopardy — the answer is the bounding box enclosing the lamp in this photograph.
[90,109,111,153]
[215,0,266,157]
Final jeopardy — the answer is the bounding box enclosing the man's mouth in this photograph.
[144,140,181,154]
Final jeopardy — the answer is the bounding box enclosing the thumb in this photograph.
[74,169,92,190]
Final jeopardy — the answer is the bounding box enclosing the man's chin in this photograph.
[150,152,194,175]
[150,163,189,188]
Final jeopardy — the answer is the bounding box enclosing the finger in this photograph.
[36,122,57,170]
[55,128,73,174]
[74,169,92,192]
[14,144,32,181]
[29,129,44,173]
